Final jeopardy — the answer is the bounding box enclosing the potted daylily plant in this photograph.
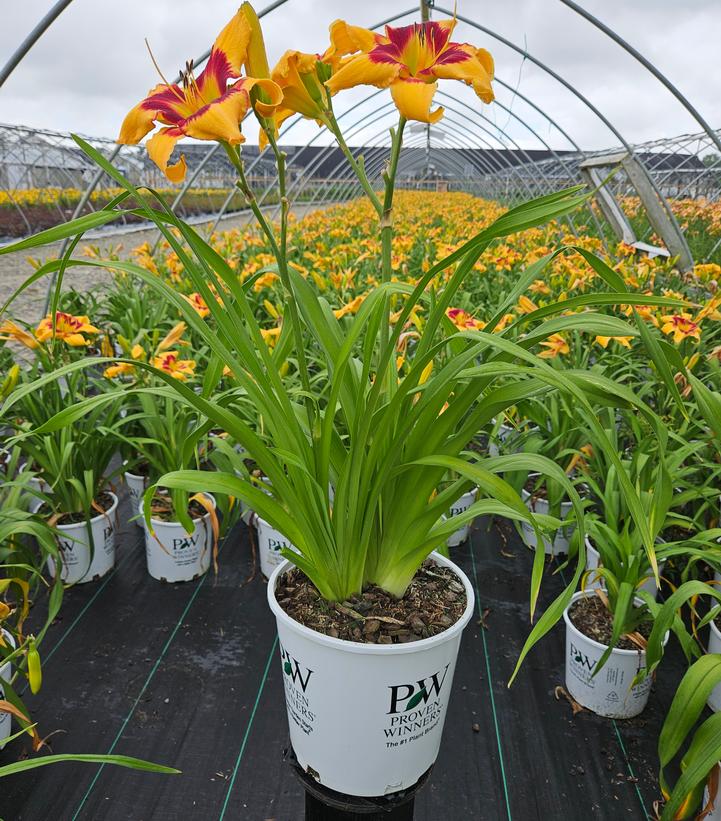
[6,342,123,584]
[0,3,688,799]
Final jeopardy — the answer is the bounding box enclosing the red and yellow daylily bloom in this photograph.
[538,333,569,359]
[325,19,494,123]
[153,351,196,380]
[182,292,211,318]
[34,313,99,346]
[0,319,39,350]
[660,312,701,344]
[117,6,282,182]
[446,307,485,331]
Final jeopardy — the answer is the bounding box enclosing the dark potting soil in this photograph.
[568,595,652,651]
[275,559,467,645]
[467,435,489,457]
[149,496,209,523]
[55,492,115,526]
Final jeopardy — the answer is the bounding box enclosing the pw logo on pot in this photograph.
[279,643,313,693]
[172,534,200,551]
[388,665,450,714]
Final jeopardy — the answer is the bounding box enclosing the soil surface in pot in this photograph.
[568,595,652,651]
[55,492,115,526]
[276,559,467,644]
[149,496,209,522]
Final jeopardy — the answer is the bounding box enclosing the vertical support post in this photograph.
[579,163,636,245]
[620,154,694,271]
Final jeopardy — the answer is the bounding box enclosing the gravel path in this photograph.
[0,203,330,323]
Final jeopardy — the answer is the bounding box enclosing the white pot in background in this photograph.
[584,539,664,597]
[708,619,721,712]
[47,493,118,585]
[142,494,215,583]
[446,488,478,547]
[521,484,574,556]
[124,469,147,528]
[0,631,14,747]
[563,591,662,719]
[267,552,474,797]
[253,514,298,578]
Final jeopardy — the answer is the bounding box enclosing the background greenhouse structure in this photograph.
[1,1,720,819]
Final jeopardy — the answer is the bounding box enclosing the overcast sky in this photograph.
[0,0,719,153]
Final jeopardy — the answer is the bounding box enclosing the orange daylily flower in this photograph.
[538,333,569,359]
[153,351,196,380]
[333,294,366,319]
[117,5,282,181]
[446,307,485,331]
[325,19,494,123]
[595,335,633,349]
[528,279,551,295]
[660,312,701,344]
[0,320,39,349]
[263,21,373,141]
[516,295,538,314]
[183,293,210,318]
[34,313,99,346]
[104,344,145,379]
[157,321,188,352]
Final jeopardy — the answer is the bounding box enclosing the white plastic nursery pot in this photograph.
[708,619,721,712]
[584,540,665,597]
[0,631,14,747]
[563,591,664,719]
[520,485,574,556]
[446,488,478,547]
[253,514,298,579]
[267,552,475,797]
[142,494,215,583]
[47,493,118,585]
[124,470,147,528]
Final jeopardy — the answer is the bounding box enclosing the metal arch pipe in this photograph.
[478,91,609,248]
[322,119,514,208]
[310,109,519,208]
[0,0,75,89]
[430,94,580,240]
[436,91,600,244]
[559,0,721,157]
[435,5,693,265]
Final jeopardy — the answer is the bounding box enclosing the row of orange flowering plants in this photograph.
[1,3,721,814]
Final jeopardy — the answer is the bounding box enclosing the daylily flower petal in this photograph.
[146,128,187,183]
[325,52,401,93]
[325,20,377,65]
[390,79,443,123]
[430,45,494,103]
[182,84,250,143]
[118,84,176,144]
